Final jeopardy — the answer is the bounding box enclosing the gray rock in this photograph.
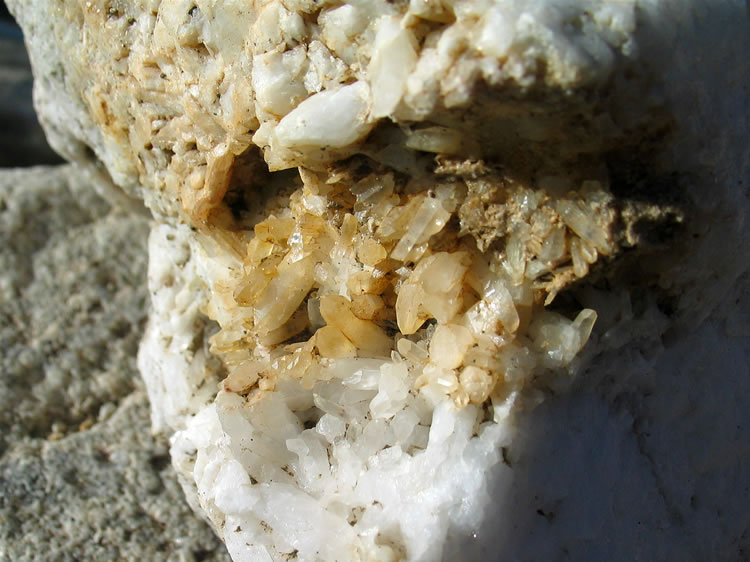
[0,165,137,447]
[0,165,229,561]
[0,391,232,562]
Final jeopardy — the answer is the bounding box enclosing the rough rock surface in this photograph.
[0,166,229,561]
[6,0,664,222]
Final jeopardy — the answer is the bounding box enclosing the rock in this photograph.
[0,165,137,448]
[6,0,662,222]
[0,165,229,561]
[6,1,750,561]
[0,391,230,562]
[477,291,750,561]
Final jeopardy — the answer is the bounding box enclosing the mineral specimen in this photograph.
[8,0,750,560]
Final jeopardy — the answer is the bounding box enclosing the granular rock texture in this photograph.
[0,166,141,446]
[0,391,230,562]
[7,0,665,221]
[0,166,229,561]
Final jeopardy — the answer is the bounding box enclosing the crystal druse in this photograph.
[8,0,750,559]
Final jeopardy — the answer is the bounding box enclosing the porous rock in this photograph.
[0,165,229,561]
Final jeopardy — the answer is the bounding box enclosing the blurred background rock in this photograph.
[0,3,230,559]
[0,1,62,167]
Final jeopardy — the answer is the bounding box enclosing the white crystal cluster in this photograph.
[171,377,510,561]
[137,164,619,560]
[90,1,669,559]
[146,221,523,561]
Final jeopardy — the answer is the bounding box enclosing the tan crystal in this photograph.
[319,295,392,357]
[314,325,357,359]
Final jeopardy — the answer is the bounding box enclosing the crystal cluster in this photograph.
[6,0,644,222]
[12,0,746,560]
[149,154,674,560]
[201,163,613,410]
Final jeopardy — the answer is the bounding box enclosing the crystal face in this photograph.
[200,164,613,408]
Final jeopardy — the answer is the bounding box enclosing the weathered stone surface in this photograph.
[0,165,142,446]
[6,0,665,223]
[0,165,229,561]
[0,391,231,562]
